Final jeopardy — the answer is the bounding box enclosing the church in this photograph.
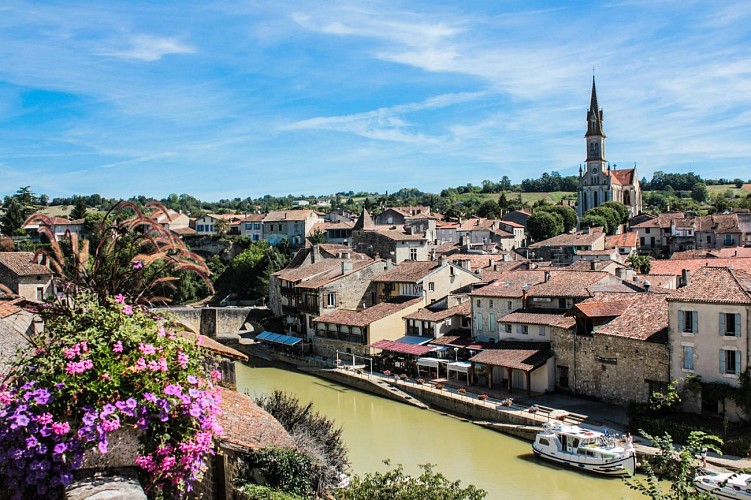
[576,77,642,218]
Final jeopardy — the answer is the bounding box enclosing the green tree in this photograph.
[527,211,563,242]
[2,197,27,236]
[536,205,577,233]
[599,201,630,224]
[627,254,652,274]
[691,183,709,203]
[307,229,327,245]
[477,200,502,219]
[585,206,620,235]
[580,214,607,232]
[70,195,88,220]
[218,241,288,299]
[336,462,486,500]
[497,192,509,210]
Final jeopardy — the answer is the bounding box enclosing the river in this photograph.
[236,361,642,499]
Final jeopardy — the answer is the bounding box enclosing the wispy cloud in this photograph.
[95,35,195,62]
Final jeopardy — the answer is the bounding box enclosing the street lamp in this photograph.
[453,347,459,362]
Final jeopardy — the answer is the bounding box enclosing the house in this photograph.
[468,341,557,395]
[0,297,42,373]
[667,267,751,421]
[403,300,471,339]
[312,297,424,358]
[694,213,746,249]
[262,210,321,247]
[554,292,670,405]
[529,227,606,266]
[630,212,686,256]
[24,216,86,242]
[436,221,459,244]
[309,220,354,245]
[604,232,639,260]
[525,270,616,311]
[239,214,264,241]
[269,256,385,339]
[151,209,191,231]
[371,257,481,305]
[501,209,531,229]
[0,252,53,302]
[194,214,238,236]
[468,270,547,340]
[648,257,751,289]
[351,209,436,263]
[374,206,431,226]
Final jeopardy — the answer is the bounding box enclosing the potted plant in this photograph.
[435,383,444,390]
[478,394,489,401]
[457,388,466,394]
[416,378,425,385]
[383,370,391,376]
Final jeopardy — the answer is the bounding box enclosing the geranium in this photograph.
[0,293,223,498]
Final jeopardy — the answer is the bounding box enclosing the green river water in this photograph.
[236,361,643,499]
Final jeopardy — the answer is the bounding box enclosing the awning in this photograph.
[256,331,303,346]
[447,361,471,374]
[468,346,552,372]
[370,339,436,356]
[395,336,433,345]
[416,357,449,369]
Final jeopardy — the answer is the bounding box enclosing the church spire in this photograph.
[586,76,605,138]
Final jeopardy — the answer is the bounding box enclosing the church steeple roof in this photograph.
[586,76,605,138]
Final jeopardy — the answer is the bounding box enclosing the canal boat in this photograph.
[694,471,751,499]
[532,421,636,477]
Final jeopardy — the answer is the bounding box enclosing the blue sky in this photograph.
[1,1,750,201]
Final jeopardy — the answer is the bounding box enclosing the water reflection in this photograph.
[236,361,640,500]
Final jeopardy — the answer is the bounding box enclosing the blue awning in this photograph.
[256,331,302,346]
[395,336,432,345]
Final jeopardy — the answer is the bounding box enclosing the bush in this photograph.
[722,438,751,458]
[235,483,305,500]
[236,448,315,498]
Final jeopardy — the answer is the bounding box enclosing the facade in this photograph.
[667,267,751,421]
[529,227,606,265]
[403,301,471,339]
[0,252,53,301]
[576,77,641,218]
[24,216,85,242]
[351,210,435,263]
[239,214,264,241]
[309,220,354,245]
[262,210,320,247]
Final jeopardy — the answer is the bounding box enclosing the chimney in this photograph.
[544,270,551,282]
[459,259,471,271]
[488,258,494,268]
[311,244,321,264]
[341,261,354,274]
[643,280,651,292]
[590,261,597,271]
[438,255,448,267]
[681,269,691,287]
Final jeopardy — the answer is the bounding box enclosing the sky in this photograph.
[0,1,750,201]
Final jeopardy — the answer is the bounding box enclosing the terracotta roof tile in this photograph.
[218,389,295,452]
[371,261,439,283]
[631,212,685,229]
[403,301,471,321]
[311,221,354,232]
[295,260,381,289]
[372,227,428,241]
[605,232,638,248]
[469,342,553,371]
[0,252,51,277]
[606,167,635,186]
[312,297,422,328]
[580,293,670,342]
[176,331,248,361]
[499,310,575,328]
[530,228,605,248]
[527,271,609,298]
[274,258,374,283]
[668,267,751,304]
[263,210,316,222]
[650,258,751,276]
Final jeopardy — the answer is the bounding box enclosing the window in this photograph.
[326,293,337,307]
[539,325,546,336]
[645,228,650,234]
[640,237,645,246]
[678,310,697,333]
[707,235,711,244]
[720,349,741,375]
[410,248,418,261]
[682,345,694,371]
[428,282,435,292]
[488,314,495,330]
[253,234,260,241]
[725,234,734,245]
[245,223,251,230]
[721,313,741,336]
[517,325,529,335]
[507,301,512,310]
[505,324,512,333]
[476,299,481,307]
[36,287,44,301]
[489,300,494,308]
[558,366,569,389]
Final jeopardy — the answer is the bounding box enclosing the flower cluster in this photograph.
[0,293,223,498]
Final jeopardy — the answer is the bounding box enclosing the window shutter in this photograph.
[678,311,684,332]
[719,313,726,336]
[720,350,726,374]
[692,312,698,334]
[516,325,522,334]
[735,314,741,337]
[736,351,742,374]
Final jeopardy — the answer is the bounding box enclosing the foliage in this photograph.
[691,183,709,203]
[649,380,682,412]
[307,229,327,245]
[0,294,224,498]
[527,211,563,242]
[584,206,620,234]
[217,241,288,299]
[255,390,349,496]
[27,201,212,306]
[579,214,607,231]
[624,430,721,499]
[234,483,305,500]
[335,461,486,500]
[70,196,88,220]
[599,201,630,224]
[535,204,577,233]
[476,200,501,219]
[236,448,315,498]
[627,254,651,274]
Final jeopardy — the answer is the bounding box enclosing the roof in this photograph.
[263,210,315,222]
[0,305,34,373]
[371,261,439,283]
[372,227,428,241]
[170,227,196,236]
[353,209,376,231]
[470,271,547,298]
[469,342,553,371]
[566,260,625,272]
[429,335,485,350]
[403,301,471,322]
[274,258,375,284]
[499,310,575,328]
[0,252,52,276]
[240,214,265,223]
[631,212,685,229]
[312,297,422,327]
[527,271,609,298]
[218,388,295,452]
[458,218,497,231]
[177,331,248,361]
[605,232,638,248]
[369,339,436,356]
[578,292,669,342]
[295,260,381,289]
[650,257,751,276]
[606,168,635,186]
[311,221,354,232]
[530,228,605,249]
[501,220,524,228]
[695,213,742,234]
[668,267,751,304]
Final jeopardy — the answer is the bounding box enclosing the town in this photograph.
[2,77,751,498]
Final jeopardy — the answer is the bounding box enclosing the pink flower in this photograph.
[196,335,204,345]
[210,369,222,382]
[136,455,156,472]
[177,352,189,368]
[113,341,124,353]
[101,416,120,432]
[132,260,143,270]
[52,421,70,435]
[158,326,167,338]
[134,358,147,371]
[0,390,12,405]
[139,343,156,355]
[114,293,125,304]
[123,305,133,316]
[158,358,168,372]
[37,413,53,425]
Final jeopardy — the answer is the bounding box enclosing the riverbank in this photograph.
[235,341,751,472]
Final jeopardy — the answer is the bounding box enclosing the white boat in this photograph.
[532,421,637,477]
[695,471,751,499]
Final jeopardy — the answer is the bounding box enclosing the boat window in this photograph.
[538,438,549,446]
[573,439,580,448]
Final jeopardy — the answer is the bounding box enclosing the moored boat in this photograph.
[532,421,636,477]
[694,471,751,499]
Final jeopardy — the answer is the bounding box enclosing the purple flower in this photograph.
[123,304,133,316]
[187,375,198,385]
[114,293,125,304]
[15,414,30,427]
[113,341,123,353]
[132,260,143,270]
[164,384,182,396]
[97,439,108,454]
[100,404,116,418]
[53,443,67,455]
[143,392,157,403]
[82,410,98,426]
[33,389,51,405]
[26,436,39,449]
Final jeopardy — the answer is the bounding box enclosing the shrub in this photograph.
[435,383,444,390]
[722,438,751,458]
[478,394,488,401]
[235,484,305,500]
[0,293,223,498]
[236,448,314,498]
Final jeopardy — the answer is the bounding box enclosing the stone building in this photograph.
[553,292,670,405]
[351,209,436,263]
[576,77,642,218]
[529,227,606,265]
[0,252,53,302]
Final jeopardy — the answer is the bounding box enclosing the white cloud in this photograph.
[96,35,195,62]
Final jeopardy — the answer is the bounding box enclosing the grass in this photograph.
[706,184,751,198]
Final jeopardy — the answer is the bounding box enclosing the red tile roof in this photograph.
[369,339,436,356]
[605,232,638,248]
[579,293,670,342]
[527,271,609,298]
[530,228,605,248]
[274,258,374,283]
[371,261,439,283]
[469,342,553,371]
[606,167,635,186]
[650,257,751,276]
[312,297,422,327]
[263,210,316,222]
[667,267,751,304]
[176,331,248,361]
[631,212,685,229]
[218,389,295,452]
[500,310,575,328]
[403,301,471,322]
[0,252,51,276]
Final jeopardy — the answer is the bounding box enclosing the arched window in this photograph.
[593,191,599,206]
[624,191,631,206]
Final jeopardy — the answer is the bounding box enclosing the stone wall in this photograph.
[552,329,669,405]
[157,307,255,337]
